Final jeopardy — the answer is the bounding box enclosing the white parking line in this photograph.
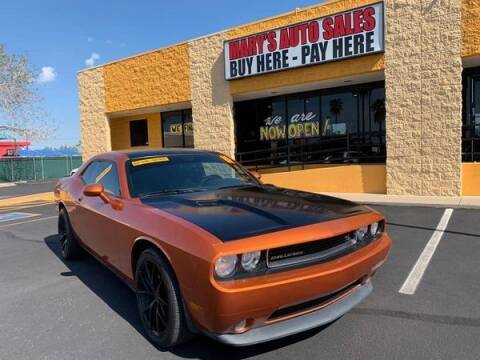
[0,215,57,229]
[399,208,454,295]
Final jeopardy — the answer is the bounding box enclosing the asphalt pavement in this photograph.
[0,203,478,359]
[0,180,56,198]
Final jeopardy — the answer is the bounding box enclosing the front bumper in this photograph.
[185,232,390,341]
[210,280,372,346]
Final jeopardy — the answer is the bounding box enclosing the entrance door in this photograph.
[473,77,480,138]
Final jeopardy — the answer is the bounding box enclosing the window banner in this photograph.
[224,2,384,80]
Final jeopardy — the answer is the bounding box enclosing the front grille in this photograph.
[267,279,362,321]
[266,232,358,269]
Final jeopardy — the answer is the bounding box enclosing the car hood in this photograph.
[141,185,369,242]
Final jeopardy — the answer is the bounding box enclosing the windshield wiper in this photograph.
[140,188,209,198]
[217,183,257,190]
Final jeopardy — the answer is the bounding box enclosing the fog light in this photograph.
[241,251,261,272]
[234,320,247,333]
[356,226,369,241]
[234,319,253,333]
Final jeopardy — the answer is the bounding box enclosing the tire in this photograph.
[58,208,83,260]
[135,248,192,348]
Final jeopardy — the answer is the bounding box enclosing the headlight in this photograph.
[241,251,261,272]
[356,226,369,241]
[215,255,238,278]
[370,222,380,237]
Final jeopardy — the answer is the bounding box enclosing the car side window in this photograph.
[81,160,121,197]
[81,161,101,185]
[97,163,121,197]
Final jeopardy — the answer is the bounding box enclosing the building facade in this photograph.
[78,0,480,196]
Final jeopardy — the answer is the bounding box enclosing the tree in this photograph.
[0,44,55,141]
[329,98,343,123]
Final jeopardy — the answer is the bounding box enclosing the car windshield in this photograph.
[127,153,259,197]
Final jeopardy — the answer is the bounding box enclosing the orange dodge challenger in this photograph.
[54,149,391,348]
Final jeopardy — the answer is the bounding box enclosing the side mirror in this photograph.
[83,184,123,210]
[251,171,262,180]
[84,183,106,199]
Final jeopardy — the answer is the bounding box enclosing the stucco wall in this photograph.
[103,44,191,113]
[188,33,235,157]
[462,163,480,195]
[262,165,386,194]
[462,0,480,57]
[110,113,162,151]
[385,0,463,196]
[78,68,111,160]
[226,0,384,95]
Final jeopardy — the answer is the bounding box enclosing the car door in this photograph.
[72,159,123,262]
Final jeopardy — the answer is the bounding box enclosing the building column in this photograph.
[78,68,111,160]
[385,0,463,196]
[188,33,235,158]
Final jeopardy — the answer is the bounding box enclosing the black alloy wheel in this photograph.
[58,208,83,260]
[135,249,191,348]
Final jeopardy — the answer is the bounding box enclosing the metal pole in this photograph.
[33,157,37,181]
[41,157,45,180]
[10,158,14,182]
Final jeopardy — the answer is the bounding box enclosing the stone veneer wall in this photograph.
[78,68,111,160]
[188,33,235,157]
[385,0,463,196]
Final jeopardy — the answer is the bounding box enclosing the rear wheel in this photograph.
[58,208,83,260]
[135,248,191,348]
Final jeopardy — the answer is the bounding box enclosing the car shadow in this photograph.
[44,234,332,359]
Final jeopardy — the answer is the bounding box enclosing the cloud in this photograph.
[37,66,57,83]
[106,39,112,44]
[85,52,100,67]
[87,37,94,42]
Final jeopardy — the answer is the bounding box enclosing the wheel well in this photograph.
[131,239,172,278]
[131,239,199,334]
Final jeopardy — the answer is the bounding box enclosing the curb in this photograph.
[0,192,55,208]
[357,200,480,210]
[0,183,16,188]
[319,193,480,210]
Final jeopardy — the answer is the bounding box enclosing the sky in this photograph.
[0,0,323,149]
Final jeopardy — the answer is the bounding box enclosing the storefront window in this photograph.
[234,82,385,169]
[321,93,358,137]
[162,109,193,148]
[129,119,148,147]
[462,68,480,161]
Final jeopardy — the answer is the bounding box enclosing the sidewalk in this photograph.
[321,192,480,209]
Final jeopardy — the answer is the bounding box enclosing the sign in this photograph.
[260,112,321,141]
[224,3,384,80]
[168,122,193,135]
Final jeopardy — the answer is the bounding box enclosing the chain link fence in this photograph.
[0,156,82,182]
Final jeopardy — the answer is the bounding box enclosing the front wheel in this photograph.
[135,249,192,348]
[58,208,83,260]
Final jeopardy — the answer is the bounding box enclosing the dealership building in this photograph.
[78,0,480,196]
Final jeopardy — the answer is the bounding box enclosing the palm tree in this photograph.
[371,98,386,130]
[329,98,343,123]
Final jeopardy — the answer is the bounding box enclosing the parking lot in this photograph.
[0,201,479,359]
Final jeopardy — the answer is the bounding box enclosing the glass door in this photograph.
[473,77,480,137]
